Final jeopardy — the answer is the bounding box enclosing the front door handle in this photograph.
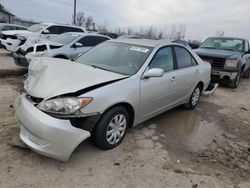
[195,69,200,74]
[171,76,177,81]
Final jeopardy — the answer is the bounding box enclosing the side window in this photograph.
[174,47,194,69]
[46,26,60,34]
[149,47,174,72]
[78,36,100,47]
[70,27,84,32]
[60,26,83,33]
[95,36,109,44]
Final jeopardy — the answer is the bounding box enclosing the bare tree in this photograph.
[0,3,4,10]
[97,21,109,32]
[73,11,86,27]
[216,31,225,37]
[85,16,94,30]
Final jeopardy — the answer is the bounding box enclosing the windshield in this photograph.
[50,33,80,45]
[75,42,153,75]
[200,38,244,52]
[28,24,48,32]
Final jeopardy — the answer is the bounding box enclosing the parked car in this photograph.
[0,23,85,52]
[0,23,27,48]
[13,33,111,67]
[98,32,119,39]
[118,35,144,39]
[15,39,212,161]
[194,37,250,88]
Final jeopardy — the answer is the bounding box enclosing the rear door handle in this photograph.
[195,69,200,74]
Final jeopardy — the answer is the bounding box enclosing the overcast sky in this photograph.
[2,0,250,40]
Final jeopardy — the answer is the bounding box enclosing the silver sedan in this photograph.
[15,39,211,161]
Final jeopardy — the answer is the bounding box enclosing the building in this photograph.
[0,7,14,23]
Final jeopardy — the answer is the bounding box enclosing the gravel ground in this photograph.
[0,49,249,188]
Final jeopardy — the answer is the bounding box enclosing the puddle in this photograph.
[144,107,222,152]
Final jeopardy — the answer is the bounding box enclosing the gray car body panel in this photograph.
[26,40,211,125]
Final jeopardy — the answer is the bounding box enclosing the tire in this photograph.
[229,72,240,88]
[185,84,202,109]
[242,70,250,78]
[92,106,129,150]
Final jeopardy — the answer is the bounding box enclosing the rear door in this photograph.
[139,46,180,120]
[173,46,200,99]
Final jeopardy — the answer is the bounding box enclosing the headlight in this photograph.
[33,51,47,57]
[16,35,26,41]
[37,97,92,115]
[224,60,238,68]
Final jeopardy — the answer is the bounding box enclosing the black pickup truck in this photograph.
[194,37,250,88]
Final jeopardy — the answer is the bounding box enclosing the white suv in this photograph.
[0,23,85,52]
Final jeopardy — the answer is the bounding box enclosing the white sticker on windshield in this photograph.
[130,46,149,53]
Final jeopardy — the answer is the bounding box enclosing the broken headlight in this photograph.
[37,97,92,115]
[224,60,238,68]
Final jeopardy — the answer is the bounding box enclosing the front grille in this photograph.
[200,56,225,70]
[26,95,43,104]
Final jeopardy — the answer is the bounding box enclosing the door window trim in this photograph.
[172,45,198,70]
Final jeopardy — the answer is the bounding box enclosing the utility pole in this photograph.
[73,0,76,25]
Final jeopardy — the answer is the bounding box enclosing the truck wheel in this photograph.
[242,70,250,78]
[229,73,240,88]
[92,106,129,150]
[185,84,201,109]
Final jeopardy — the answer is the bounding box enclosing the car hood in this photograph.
[25,57,127,99]
[194,48,241,59]
[2,30,32,36]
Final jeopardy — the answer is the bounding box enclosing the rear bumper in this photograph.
[15,94,91,161]
[13,52,29,67]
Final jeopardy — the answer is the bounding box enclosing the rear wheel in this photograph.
[92,106,129,150]
[185,84,202,109]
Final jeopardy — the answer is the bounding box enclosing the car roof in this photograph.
[61,32,112,38]
[41,23,85,29]
[206,36,247,41]
[0,23,27,28]
[110,38,172,47]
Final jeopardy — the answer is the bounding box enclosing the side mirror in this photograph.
[73,42,83,48]
[144,68,164,78]
[42,29,50,34]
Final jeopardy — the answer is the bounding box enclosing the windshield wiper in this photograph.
[90,65,110,72]
[200,47,216,49]
[220,48,237,52]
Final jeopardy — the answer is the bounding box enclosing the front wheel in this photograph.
[185,84,201,109]
[229,72,240,88]
[92,106,129,150]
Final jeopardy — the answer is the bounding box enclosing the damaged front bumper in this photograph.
[13,52,29,67]
[15,94,97,161]
[0,38,21,52]
[202,82,219,96]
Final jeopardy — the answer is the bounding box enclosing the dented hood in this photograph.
[2,30,32,36]
[26,57,127,99]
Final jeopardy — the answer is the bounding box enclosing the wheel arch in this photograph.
[103,102,135,128]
